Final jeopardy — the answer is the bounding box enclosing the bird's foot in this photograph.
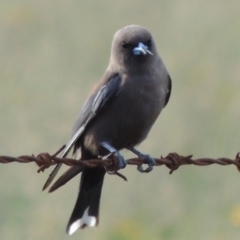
[102,151,126,171]
[137,153,156,173]
[126,147,156,173]
[115,151,127,169]
[101,142,127,170]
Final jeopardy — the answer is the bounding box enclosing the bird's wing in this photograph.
[164,75,172,107]
[42,73,122,191]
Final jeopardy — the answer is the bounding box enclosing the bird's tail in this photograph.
[67,165,106,235]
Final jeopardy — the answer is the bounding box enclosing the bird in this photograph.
[43,25,172,235]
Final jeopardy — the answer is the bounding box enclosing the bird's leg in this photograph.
[100,142,127,169]
[127,146,156,173]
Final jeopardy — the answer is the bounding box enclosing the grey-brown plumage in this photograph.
[43,25,172,235]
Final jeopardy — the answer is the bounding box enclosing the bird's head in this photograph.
[110,25,158,68]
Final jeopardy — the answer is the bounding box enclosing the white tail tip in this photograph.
[68,207,97,235]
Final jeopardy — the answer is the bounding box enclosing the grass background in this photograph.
[1,0,240,239]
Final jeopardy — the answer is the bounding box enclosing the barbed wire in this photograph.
[1,145,240,181]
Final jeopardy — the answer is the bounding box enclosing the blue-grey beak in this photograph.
[133,42,153,56]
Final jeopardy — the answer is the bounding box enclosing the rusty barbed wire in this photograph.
[1,146,240,180]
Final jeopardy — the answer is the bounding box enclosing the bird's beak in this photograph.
[133,42,153,56]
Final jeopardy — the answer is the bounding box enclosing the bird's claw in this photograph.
[137,154,156,173]
[102,151,126,170]
[116,152,127,169]
[101,142,126,170]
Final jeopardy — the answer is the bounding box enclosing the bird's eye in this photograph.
[147,38,152,47]
[122,42,129,49]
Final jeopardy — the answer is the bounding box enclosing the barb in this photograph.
[1,148,240,179]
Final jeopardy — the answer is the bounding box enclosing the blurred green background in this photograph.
[1,0,240,239]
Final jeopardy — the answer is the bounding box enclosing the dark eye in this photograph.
[122,41,129,49]
[147,38,152,47]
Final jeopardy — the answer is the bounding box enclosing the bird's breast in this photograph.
[83,75,165,154]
